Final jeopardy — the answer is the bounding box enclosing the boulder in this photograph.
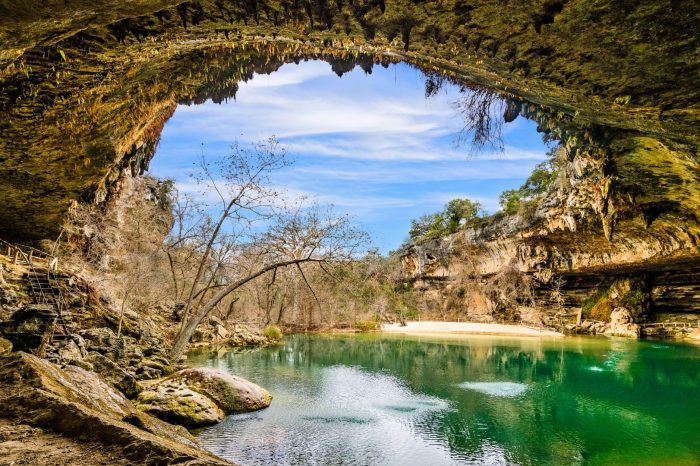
[215,324,229,340]
[79,327,120,349]
[606,307,640,338]
[135,355,173,380]
[57,339,84,361]
[0,336,12,355]
[208,315,225,327]
[135,368,272,428]
[79,326,127,361]
[168,368,272,414]
[0,305,57,356]
[134,382,224,428]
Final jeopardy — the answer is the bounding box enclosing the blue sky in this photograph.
[149,60,550,253]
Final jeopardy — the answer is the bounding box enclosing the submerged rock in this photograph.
[135,367,272,428]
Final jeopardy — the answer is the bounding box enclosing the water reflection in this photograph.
[188,334,700,465]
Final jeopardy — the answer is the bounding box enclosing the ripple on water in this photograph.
[301,415,372,424]
[458,381,529,398]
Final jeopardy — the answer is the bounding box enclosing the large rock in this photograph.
[606,307,640,338]
[0,352,230,465]
[0,305,57,356]
[135,382,224,428]
[173,368,272,414]
[135,368,272,428]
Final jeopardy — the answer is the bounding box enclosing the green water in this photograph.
[188,334,700,465]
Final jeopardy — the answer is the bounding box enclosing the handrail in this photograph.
[1,238,70,336]
[0,238,58,271]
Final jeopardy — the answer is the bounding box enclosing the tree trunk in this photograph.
[169,257,319,360]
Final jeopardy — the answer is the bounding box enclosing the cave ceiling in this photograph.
[0,0,698,240]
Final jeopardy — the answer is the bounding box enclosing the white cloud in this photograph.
[152,61,551,251]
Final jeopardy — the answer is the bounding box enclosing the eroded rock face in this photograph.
[135,368,272,428]
[0,0,698,241]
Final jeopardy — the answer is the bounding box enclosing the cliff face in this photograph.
[0,1,698,329]
[401,139,700,331]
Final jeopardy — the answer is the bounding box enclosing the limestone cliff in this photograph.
[400,139,700,334]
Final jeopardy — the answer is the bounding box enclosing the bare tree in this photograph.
[170,206,367,359]
[168,138,368,359]
[177,137,290,328]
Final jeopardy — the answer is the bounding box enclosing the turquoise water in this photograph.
[188,334,700,465]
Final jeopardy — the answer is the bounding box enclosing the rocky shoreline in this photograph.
[0,254,280,465]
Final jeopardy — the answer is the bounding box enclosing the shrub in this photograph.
[497,150,559,218]
[353,320,378,332]
[517,199,540,223]
[262,325,283,341]
[581,287,608,318]
[499,189,522,215]
[590,298,613,322]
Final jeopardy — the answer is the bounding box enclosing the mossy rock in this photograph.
[86,352,141,399]
[0,305,57,357]
[134,384,224,429]
[169,368,272,414]
[590,298,614,322]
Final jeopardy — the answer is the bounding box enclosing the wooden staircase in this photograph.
[1,239,73,341]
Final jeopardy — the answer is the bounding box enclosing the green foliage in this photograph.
[408,198,482,241]
[590,298,613,322]
[581,287,609,319]
[262,325,283,341]
[499,189,522,215]
[158,179,175,210]
[620,290,650,322]
[498,150,558,216]
[354,320,378,332]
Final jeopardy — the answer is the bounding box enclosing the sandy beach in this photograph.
[381,321,564,337]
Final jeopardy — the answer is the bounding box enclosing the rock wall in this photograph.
[401,140,700,332]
